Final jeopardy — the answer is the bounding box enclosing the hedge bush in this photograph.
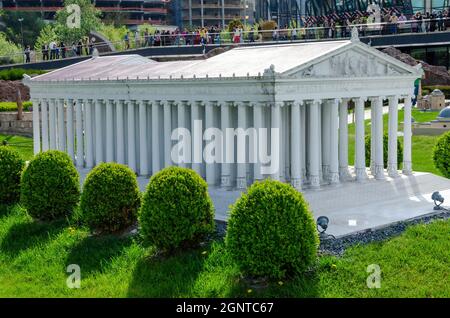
[79,163,141,233]
[433,131,450,178]
[0,68,46,81]
[365,133,403,168]
[225,179,318,279]
[0,101,33,112]
[0,146,25,204]
[139,167,215,252]
[20,150,80,220]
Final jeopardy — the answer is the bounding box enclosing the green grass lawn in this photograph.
[0,204,449,297]
[0,134,33,162]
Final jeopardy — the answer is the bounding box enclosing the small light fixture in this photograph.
[317,216,329,234]
[432,191,444,210]
[317,216,336,240]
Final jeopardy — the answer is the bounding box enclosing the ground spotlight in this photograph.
[317,216,335,240]
[432,191,445,210]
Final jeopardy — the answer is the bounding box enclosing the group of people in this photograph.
[299,8,450,39]
[21,37,97,63]
[19,7,450,64]
[123,25,225,49]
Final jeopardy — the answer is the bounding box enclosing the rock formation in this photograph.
[382,46,450,86]
[0,80,30,102]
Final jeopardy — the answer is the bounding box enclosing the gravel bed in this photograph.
[213,209,450,256]
[319,209,450,256]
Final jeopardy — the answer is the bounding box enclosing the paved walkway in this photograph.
[77,168,450,238]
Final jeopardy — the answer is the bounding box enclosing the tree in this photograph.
[0,32,21,65]
[34,25,58,53]
[55,0,101,44]
[0,11,45,49]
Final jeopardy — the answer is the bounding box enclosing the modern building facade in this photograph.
[0,0,171,25]
[254,0,450,25]
[24,32,422,190]
[172,0,255,28]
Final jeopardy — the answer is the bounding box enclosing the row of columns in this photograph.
[31,95,413,190]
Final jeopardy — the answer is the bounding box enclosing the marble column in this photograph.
[271,102,281,181]
[253,102,263,182]
[373,97,385,180]
[177,100,186,168]
[329,99,340,184]
[95,100,104,164]
[75,99,84,167]
[116,100,125,165]
[66,99,74,161]
[84,99,94,169]
[32,99,40,154]
[152,101,160,174]
[300,102,306,182]
[354,97,367,181]
[49,98,57,150]
[402,95,413,175]
[370,102,375,175]
[163,101,172,167]
[387,96,399,178]
[41,99,49,151]
[338,99,351,181]
[220,101,231,188]
[106,100,114,162]
[321,100,331,181]
[139,100,149,175]
[191,101,202,175]
[309,100,320,188]
[57,99,65,151]
[205,101,216,185]
[127,100,136,172]
[236,102,247,189]
[291,101,302,190]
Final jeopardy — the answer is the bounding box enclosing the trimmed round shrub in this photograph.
[20,150,80,220]
[433,131,450,178]
[365,133,403,168]
[0,146,25,204]
[139,166,215,252]
[80,163,141,233]
[226,179,318,279]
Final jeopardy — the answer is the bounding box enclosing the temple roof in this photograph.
[30,41,354,81]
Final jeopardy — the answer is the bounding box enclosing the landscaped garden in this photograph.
[0,108,449,298]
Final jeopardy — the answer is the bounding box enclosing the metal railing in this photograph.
[1,17,450,66]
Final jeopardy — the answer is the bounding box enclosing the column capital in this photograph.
[387,95,399,101]
[402,94,413,101]
[369,96,382,102]
[355,96,368,102]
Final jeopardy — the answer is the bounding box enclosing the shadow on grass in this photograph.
[126,248,207,298]
[0,218,67,257]
[65,234,134,276]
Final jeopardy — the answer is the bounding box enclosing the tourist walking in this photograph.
[41,44,49,61]
[24,45,31,63]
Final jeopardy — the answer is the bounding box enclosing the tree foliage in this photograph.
[54,0,101,44]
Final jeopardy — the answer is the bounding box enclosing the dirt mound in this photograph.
[0,80,30,102]
[382,46,450,86]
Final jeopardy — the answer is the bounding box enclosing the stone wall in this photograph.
[0,80,30,102]
[0,111,33,137]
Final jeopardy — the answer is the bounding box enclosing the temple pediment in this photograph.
[284,42,422,79]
